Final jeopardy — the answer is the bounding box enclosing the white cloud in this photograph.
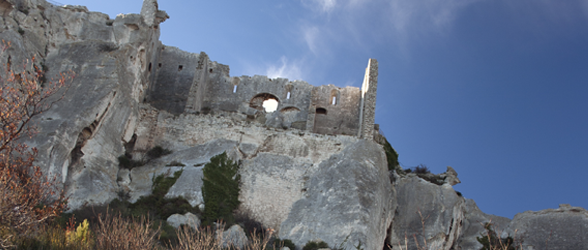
[388,0,481,37]
[303,26,321,55]
[266,56,305,81]
[302,0,338,13]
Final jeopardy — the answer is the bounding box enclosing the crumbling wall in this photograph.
[147,45,200,114]
[359,59,378,139]
[309,85,361,136]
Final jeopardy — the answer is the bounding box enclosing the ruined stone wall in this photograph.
[309,85,361,136]
[147,45,200,114]
[359,59,378,139]
[141,23,377,139]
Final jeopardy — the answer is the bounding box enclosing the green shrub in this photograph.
[273,238,296,250]
[201,152,241,226]
[377,137,399,171]
[303,240,329,250]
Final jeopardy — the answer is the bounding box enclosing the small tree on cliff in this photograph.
[0,41,71,248]
[201,152,241,226]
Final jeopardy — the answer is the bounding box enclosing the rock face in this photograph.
[456,199,511,250]
[279,140,395,250]
[0,0,166,210]
[389,175,465,250]
[504,204,588,250]
[2,1,587,250]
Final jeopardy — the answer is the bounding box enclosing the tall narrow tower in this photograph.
[358,59,379,139]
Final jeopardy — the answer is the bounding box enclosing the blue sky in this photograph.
[63,0,588,219]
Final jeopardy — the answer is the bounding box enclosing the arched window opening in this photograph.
[287,92,291,99]
[250,93,280,113]
[233,85,238,93]
[316,107,327,115]
[263,99,278,113]
[280,106,300,113]
[330,89,339,106]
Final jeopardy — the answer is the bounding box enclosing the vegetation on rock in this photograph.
[0,43,71,248]
[201,152,241,226]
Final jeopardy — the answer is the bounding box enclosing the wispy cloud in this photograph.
[387,0,481,39]
[266,56,305,81]
[302,25,321,55]
[301,0,338,13]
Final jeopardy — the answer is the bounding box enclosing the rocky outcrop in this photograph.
[279,140,395,250]
[0,0,166,210]
[456,199,511,250]
[389,174,465,250]
[504,204,588,250]
[3,1,587,250]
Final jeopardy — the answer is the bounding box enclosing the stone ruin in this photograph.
[145,45,380,139]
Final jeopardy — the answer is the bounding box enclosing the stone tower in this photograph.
[358,59,379,139]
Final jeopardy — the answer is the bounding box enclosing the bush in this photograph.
[303,240,330,250]
[0,42,71,248]
[201,152,241,226]
[94,212,160,250]
[477,223,518,250]
[413,164,430,174]
[273,238,296,250]
[377,137,399,171]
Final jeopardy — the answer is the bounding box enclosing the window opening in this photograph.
[148,63,152,72]
[316,108,327,115]
[178,65,183,71]
[233,85,238,93]
[262,99,278,112]
[331,96,337,105]
[287,92,291,99]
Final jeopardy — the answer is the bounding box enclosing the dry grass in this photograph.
[94,212,161,250]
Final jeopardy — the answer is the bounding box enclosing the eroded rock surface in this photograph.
[504,204,588,250]
[456,199,511,250]
[389,175,465,250]
[279,140,395,250]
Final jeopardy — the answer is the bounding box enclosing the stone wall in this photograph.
[144,46,379,138]
[359,59,378,139]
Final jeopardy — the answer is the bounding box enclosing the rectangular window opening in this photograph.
[233,85,238,93]
[287,92,291,99]
[331,96,337,105]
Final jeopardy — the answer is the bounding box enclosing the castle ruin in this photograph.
[143,39,379,140]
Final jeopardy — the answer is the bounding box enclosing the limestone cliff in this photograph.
[1,1,586,250]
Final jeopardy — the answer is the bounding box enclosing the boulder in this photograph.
[504,204,588,250]
[166,212,200,229]
[164,166,204,207]
[389,175,465,250]
[279,140,395,250]
[221,224,248,249]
